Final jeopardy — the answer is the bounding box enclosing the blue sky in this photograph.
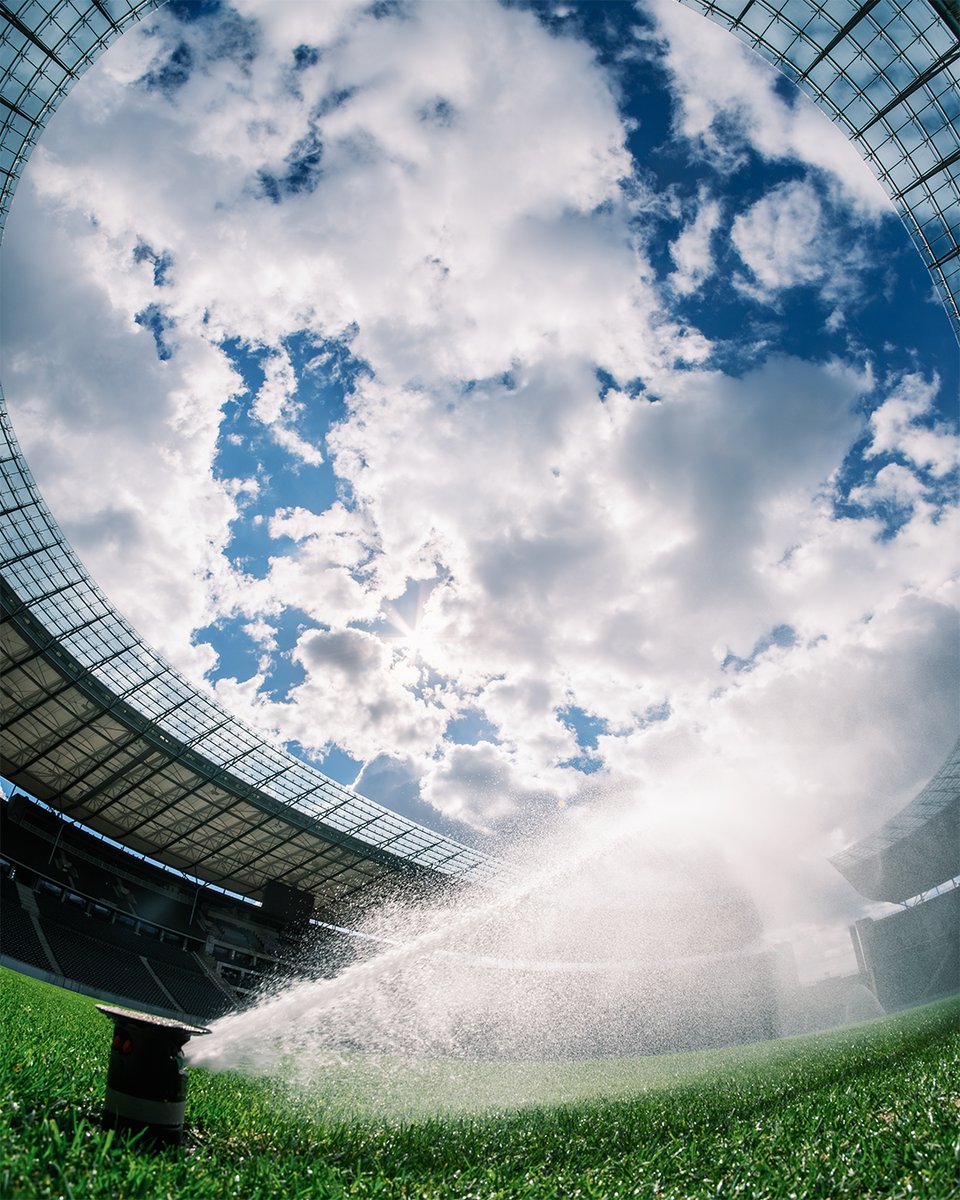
[2,0,958,975]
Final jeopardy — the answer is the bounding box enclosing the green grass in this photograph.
[1,967,958,1199]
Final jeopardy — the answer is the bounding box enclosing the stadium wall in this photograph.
[851,887,960,1011]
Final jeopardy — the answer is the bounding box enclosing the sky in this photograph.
[2,0,958,980]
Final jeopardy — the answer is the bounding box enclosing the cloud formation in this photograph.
[645,0,891,217]
[2,0,957,976]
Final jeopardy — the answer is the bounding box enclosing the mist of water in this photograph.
[187,784,804,1112]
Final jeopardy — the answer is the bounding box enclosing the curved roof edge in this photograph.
[830,736,960,902]
[0,1,500,916]
[1,0,958,909]
[681,0,960,342]
[0,400,496,910]
[0,0,163,234]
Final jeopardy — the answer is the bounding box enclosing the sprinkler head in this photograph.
[96,1005,210,1146]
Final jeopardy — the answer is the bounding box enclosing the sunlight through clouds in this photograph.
[2,0,957,974]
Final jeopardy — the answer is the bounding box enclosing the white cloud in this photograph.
[729,178,870,317]
[669,191,722,295]
[644,0,892,218]
[731,179,827,292]
[250,349,325,467]
[1,194,245,681]
[2,0,957,979]
[421,742,550,829]
[864,371,960,477]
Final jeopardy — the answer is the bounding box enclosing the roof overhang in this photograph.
[830,737,960,902]
[1,577,493,922]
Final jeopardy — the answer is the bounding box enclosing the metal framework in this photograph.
[1,0,958,916]
[831,736,960,902]
[682,0,960,339]
[0,0,164,229]
[0,461,496,916]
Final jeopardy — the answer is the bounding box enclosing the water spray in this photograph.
[96,1005,209,1146]
[189,790,781,1095]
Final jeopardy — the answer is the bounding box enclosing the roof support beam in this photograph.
[59,739,162,815]
[895,146,960,198]
[856,44,960,137]
[1,674,79,729]
[928,0,960,40]
[91,0,120,31]
[796,0,883,82]
[0,3,74,76]
[0,642,54,680]
[734,0,757,25]
[932,242,960,269]
[9,697,134,775]
[0,92,31,122]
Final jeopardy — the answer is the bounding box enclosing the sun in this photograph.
[381,583,447,665]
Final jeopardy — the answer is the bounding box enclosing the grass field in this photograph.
[1,967,958,1199]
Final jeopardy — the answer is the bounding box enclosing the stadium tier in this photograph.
[831,735,960,903]
[851,886,959,1009]
[832,737,960,1009]
[1,0,959,1025]
[1,575,494,922]
[1,788,362,1021]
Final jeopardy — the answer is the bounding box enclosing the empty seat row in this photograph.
[40,920,170,1010]
[150,960,231,1020]
[0,902,51,973]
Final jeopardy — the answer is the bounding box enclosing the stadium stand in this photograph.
[0,789,365,1020]
[0,870,51,970]
[851,885,960,1010]
[832,737,960,1011]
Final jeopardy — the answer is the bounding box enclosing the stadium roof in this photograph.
[0,566,493,918]
[830,737,960,902]
[0,0,502,925]
[1,0,959,917]
[680,0,960,340]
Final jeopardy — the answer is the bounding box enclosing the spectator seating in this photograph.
[1,791,367,1021]
[150,960,232,1019]
[40,918,170,1009]
[0,875,50,973]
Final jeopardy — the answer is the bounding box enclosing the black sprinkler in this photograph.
[96,1005,210,1146]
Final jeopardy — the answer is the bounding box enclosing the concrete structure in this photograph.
[833,737,959,1009]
